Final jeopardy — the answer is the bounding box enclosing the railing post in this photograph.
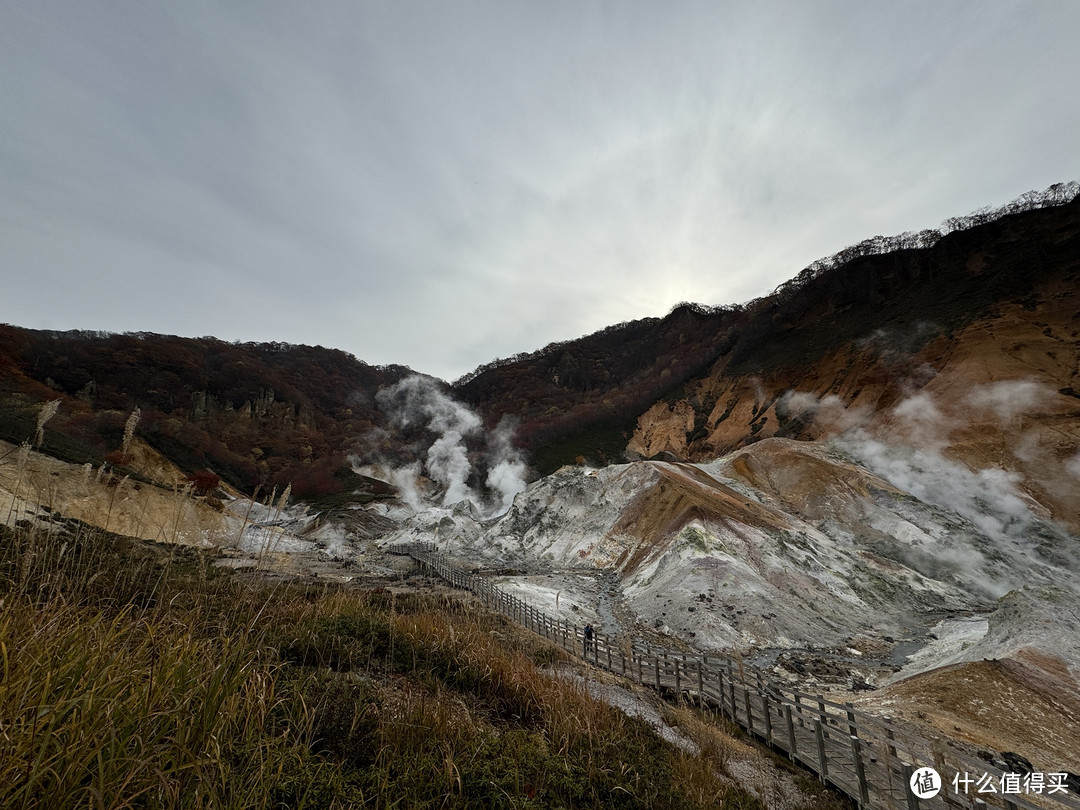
[716,667,726,719]
[698,657,705,710]
[744,687,755,735]
[882,716,900,798]
[760,692,772,744]
[884,716,898,757]
[849,735,869,805]
[901,762,919,810]
[655,654,661,690]
[727,670,737,721]
[674,659,681,698]
[785,704,797,760]
[814,719,828,783]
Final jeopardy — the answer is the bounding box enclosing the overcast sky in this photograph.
[3,2,1079,380]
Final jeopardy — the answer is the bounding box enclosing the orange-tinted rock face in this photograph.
[630,268,1080,532]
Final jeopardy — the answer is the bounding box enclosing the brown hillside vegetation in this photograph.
[454,303,743,471]
[0,330,415,498]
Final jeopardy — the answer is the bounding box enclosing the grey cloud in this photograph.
[3,2,1080,379]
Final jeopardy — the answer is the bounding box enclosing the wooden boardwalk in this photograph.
[392,542,1080,810]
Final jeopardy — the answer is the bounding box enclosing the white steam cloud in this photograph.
[778,390,870,435]
[371,375,528,517]
[836,430,1036,544]
[964,379,1055,423]
[785,380,1071,558]
[889,390,956,450]
[486,418,529,515]
[427,432,474,505]
[387,461,425,513]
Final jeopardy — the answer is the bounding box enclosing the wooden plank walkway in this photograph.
[392,542,1080,810]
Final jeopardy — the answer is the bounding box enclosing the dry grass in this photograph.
[0,520,767,809]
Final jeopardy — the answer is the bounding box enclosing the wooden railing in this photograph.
[390,542,1079,810]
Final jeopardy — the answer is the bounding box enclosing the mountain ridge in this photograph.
[2,181,1078,496]
[455,181,1080,471]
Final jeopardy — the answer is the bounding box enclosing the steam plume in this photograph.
[485,417,528,514]
[374,375,527,516]
[831,381,1067,546]
[784,381,1070,553]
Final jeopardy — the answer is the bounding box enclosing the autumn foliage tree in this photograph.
[187,470,221,495]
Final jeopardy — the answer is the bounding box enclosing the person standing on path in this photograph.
[583,623,594,657]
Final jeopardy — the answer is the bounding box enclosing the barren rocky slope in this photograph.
[378,434,1080,774]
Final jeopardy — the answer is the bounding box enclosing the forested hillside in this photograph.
[453,303,741,471]
[0,330,413,496]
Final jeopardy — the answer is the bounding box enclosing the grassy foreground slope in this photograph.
[0,522,777,809]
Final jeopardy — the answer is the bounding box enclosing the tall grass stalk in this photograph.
[4,442,31,528]
[33,399,61,448]
[121,407,140,457]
